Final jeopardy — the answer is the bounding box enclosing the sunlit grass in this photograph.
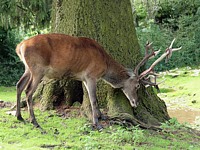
[0,107,199,150]
[0,108,144,150]
[157,67,200,109]
[0,86,16,102]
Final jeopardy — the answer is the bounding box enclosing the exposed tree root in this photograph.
[108,113,200,136]
[109,113,162,131]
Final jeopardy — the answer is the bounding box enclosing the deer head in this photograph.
[122,39,182,107]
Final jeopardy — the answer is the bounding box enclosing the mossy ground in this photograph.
[0,67,200,149]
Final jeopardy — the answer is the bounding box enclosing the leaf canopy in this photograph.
[0,0,52,29]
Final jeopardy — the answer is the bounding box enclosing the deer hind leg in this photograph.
[25,73,43,128]
[83,78,102,130]
[94,99,104,120]
[16,69,31,121]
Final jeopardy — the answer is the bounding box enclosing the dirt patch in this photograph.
[55,105,81,119]
[168,108,200,125]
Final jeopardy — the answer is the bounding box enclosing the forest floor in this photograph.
[0,67,200,150]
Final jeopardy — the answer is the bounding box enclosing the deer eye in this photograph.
[135,84,140,90]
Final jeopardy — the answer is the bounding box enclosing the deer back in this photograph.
[16,34,113,80]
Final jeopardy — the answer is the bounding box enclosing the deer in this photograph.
[15,33,181,129]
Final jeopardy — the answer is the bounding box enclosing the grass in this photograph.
[0,67,200,149]
[0,86,16,102]
[157,67,200,109]
[0,107,200,150]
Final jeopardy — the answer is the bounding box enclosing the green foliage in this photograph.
[0,0,52,29]
[156,0,200,30]
[136,18,200,71]
[136,23,175,71]
[0,27,49,86]
[155,0,200,68]
[135,3,147,20]
[134,0,200,70]
[175,14,200,67]
[0,28,24,86]
[110,126,144,146]
[161,118,186,131]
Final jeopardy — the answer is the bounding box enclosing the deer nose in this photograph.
[130,101,138,108]
[133,100,140,108]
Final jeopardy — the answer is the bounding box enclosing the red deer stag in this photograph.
[16,34,181,129]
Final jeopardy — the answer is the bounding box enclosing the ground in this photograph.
[157,67,200,128]
[0,67,200,149]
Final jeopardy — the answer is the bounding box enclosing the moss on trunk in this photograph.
[34,79,83,110]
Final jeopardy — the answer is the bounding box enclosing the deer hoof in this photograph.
[17,115,25,122]
[30,119,41,128]
[92,124,103,131]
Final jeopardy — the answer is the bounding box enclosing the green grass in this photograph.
[0,108,200,150]
[0,86,16,102]
[157,68,200,109]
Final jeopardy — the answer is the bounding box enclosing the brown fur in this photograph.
[16,34,124,80]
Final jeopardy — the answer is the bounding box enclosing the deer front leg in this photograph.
[83,78,102,130]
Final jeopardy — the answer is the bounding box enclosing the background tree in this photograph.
[0,0,52,86]
[0,0,52,29]
[0,27,23,85]
[34,0,170,128]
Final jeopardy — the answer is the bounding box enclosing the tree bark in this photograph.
[34,0,170,127]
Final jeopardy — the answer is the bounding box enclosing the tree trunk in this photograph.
[34,0,170,127]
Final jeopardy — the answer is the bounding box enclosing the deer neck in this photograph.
[102,61,130,88]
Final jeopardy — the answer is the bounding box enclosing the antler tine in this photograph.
[139,39,182,79]
[140,76,165,93]
[139,51,171,79]
[145,41,152,55]
[169,38,182,51]
[149,49,161,59]
[134,41,156,76]
[169,38,176,49]
[166,38,181,62]
[172,46,182,51]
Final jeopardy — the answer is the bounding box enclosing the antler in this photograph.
[134,38,182,91]
[134,41,160,76]
[139,38,182,80]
